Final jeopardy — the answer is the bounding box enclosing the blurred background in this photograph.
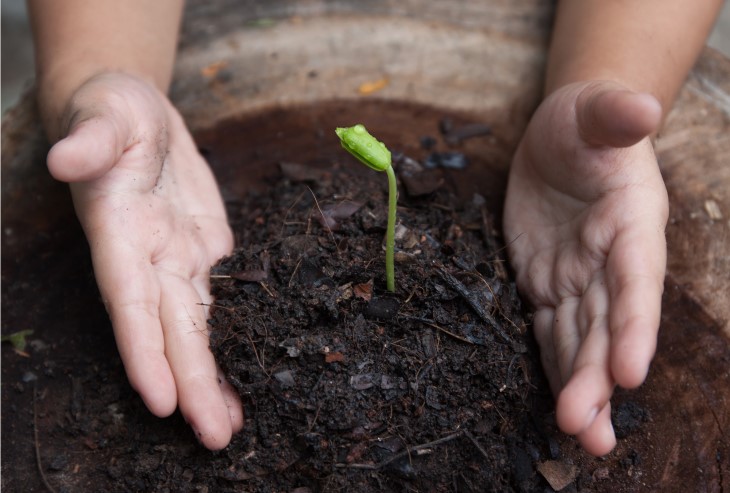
[2,0,730,115]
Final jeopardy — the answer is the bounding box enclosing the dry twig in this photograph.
[34,383,58,493]
[463,429,491,462]
[335,430,465,470]
[402,315,475,345]
[307,186,337,248]
[435,265,512,344]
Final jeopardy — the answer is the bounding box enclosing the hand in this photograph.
[46,73,243,450]
[503,81,668,456]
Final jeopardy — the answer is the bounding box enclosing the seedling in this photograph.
[335,124,396,292]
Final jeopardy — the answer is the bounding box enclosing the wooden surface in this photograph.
[659,48,730,337]
[2,2,728,491]
[173,2,730,337]
[173,0,553,134]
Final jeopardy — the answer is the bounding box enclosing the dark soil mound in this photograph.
[209,157,553,492]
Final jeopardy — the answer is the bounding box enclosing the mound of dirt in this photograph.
[208,157,555,492]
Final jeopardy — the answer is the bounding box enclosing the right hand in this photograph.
[503,81,668,456]
[46,72,243,450]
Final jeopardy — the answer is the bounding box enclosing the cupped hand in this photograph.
[47,73,243,450]
[503,81,668,456]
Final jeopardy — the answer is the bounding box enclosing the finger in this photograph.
[576,84,662,148]
[47,108,132,183]
[191,273,244,432]
[219,368,245,433]
[552,297,581,385]
[90,239,178,417]
[537,302,616,457]
[159,273,234,450]
[607,229,666,389]
[532,307,563,397]
[576,403,616,457]
[556,301,613,436]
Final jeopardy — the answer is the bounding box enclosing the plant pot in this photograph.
[2,2,729,491]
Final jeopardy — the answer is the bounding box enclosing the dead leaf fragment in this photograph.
[704,199,723,220]
[537,460,579,491]
[358,77,389,95]
[354,279,374,301]
[325,352,345,363]
[1,329,33,353]
[346,442,369,463]
[200,60,229,78]
[317,201,363,230]
[394,251,417,263]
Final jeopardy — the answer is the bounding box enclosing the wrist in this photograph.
[28,0,182,140]
[542,0,722,119]
[36,63,160,142]
[36,61,97,141]
[546,67,654,102]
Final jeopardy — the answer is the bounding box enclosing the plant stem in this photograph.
[385,164,397,292]
[334,124,396,291]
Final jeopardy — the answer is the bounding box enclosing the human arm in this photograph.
[28,0,243,450]
[546,0,723,113]
[503,0,723,456]
[29,1,181,139]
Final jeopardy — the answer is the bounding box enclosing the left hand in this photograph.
[503,80,668,456]
[47,73,243,449]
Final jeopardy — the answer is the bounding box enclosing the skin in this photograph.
[28,1,243,450]
[505,0,723,456]
[28,0,722,453]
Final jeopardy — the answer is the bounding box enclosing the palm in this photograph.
[48,74,242,449]
[503,82,668,455]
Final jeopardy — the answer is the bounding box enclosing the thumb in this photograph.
[576,83,662,148]
[47,107,132,183]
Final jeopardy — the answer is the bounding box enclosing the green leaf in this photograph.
[335,124,392,172]
[1,329,34,352]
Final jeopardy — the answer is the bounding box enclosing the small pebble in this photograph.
[350,373,376,390]
[22,371,37,383]
[273,370,295,387]
[424,152,468,170]
[592,467,610,481]
[419,135,437,150]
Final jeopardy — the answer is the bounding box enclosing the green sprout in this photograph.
[335,124,396,292]
[1,329,33,352]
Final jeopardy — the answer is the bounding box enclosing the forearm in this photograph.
[546,0,723,114]
[28,0,183,139]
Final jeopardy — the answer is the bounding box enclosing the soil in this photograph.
[6,99,724,493]
[207,149,550,492]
